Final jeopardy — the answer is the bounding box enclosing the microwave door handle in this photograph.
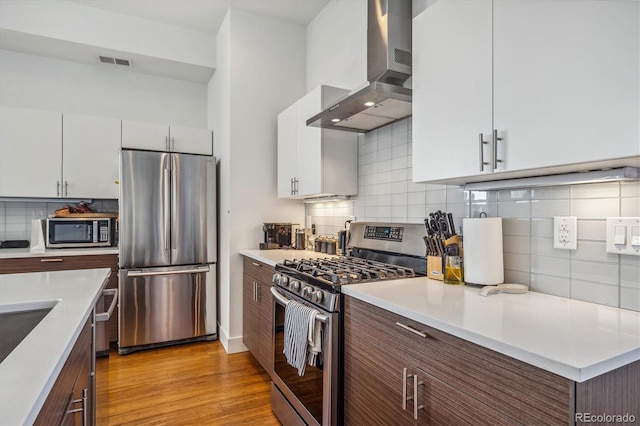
[270,286,329,324]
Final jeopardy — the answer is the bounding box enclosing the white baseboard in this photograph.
[218,324,249,354]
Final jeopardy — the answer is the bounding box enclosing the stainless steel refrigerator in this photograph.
[118,149,217,354]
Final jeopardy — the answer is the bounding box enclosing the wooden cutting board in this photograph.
[54,212,119,218]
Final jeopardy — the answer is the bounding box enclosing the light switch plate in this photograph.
[606,217,640,256]
[553,216,577,250]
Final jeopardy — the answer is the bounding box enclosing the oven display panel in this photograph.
[363,225,404,241]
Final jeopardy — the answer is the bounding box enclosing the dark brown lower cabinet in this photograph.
[34,314,94,426]
[344,296,639,425]
[242,257,275,376]
[0,254,119,343]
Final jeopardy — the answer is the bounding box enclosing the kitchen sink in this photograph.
[0,301,58,363]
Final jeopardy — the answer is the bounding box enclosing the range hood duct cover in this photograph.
[307,0,412,133]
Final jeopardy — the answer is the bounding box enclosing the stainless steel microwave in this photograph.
[46,217,115,248]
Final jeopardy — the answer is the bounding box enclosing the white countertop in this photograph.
[342,278,640,383]
[0,268,111,425]
[239,249,333,266]
[0,247,118,259]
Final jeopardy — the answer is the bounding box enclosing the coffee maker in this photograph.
[260,223,298,249]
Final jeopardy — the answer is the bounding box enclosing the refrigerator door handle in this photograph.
[171,165,178,251]
[163,167,171,251]
[127,266,210,277]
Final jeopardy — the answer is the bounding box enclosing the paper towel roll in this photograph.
[462,218,504,285]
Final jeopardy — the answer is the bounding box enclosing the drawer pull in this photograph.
[40,258,64,262]
[414,375,424,420]
[395,322,429,338]
[402,367,409,410]
[251,262,261,267]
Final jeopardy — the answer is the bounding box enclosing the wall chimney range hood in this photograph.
[307,0,412,133]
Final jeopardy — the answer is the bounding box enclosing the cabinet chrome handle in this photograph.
[165,135,169,151]
[492,129,503,170]
[64,180,68,196]
[96,288,118,322]
[251,262,261,267]
[56,181,60,196]
[41,258,64,262]
[402,367,408,410]
[255,281,260,302]
[479,133,490,171]
[66,388,87,426]
[295,178,299,195]
[414,375,424,420]
[171,136,175,151]
[396,322,429,338]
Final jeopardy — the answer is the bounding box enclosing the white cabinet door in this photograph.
[170,125,212,155]
[296,87,323,197]
[412,0,493,183]
[277,103,297,198]
[63,114,121,199]
[277,85,358,199]
[121,120,169,151]
[493,0,640,172]
[0,106,62,197]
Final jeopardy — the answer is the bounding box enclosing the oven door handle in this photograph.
[271,286,330,324]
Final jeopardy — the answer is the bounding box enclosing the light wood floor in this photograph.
[96,340,281,425]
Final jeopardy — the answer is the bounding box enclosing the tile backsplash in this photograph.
[306,118,640,311]
[0,199,119,241]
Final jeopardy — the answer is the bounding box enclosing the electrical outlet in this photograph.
[553,216,577,250]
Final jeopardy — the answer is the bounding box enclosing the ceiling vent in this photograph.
[98,56,132,67]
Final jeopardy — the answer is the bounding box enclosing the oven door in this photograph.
[271,286,339,426]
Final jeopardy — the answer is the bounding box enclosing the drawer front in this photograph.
[243,257,275,285]
[345,297,573,425]
[0,254,117,274]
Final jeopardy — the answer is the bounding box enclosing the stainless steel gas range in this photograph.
[270,222,427,426]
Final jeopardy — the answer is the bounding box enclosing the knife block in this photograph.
[427,256,443,281]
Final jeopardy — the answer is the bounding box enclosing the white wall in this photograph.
[208,12,232,350]
[208,8,306,353]
[306,0,367,92]
[0,0,215,69]
[0,49,208,127]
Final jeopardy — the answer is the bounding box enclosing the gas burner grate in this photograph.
[278,256,416,287]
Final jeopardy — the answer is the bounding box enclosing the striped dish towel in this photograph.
[283,299,320,376]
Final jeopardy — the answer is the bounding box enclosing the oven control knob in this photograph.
[312,290,324,303]
[279,275,289,287]
[302,286,313,298]
[272,273,280,285]
[289,280,300,292]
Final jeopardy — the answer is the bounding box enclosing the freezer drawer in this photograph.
[118,264,217,354]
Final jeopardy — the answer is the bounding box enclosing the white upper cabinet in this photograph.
[277,86,358,199]
[412,0,640,184]
[412,0,492,183]
[277,103,298,198]
[63,113,120,199]
[493,0,639,172]
[170,125,212,155]
[122,120,212,155]
[0,106,62,197]
[0,107,121,199]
